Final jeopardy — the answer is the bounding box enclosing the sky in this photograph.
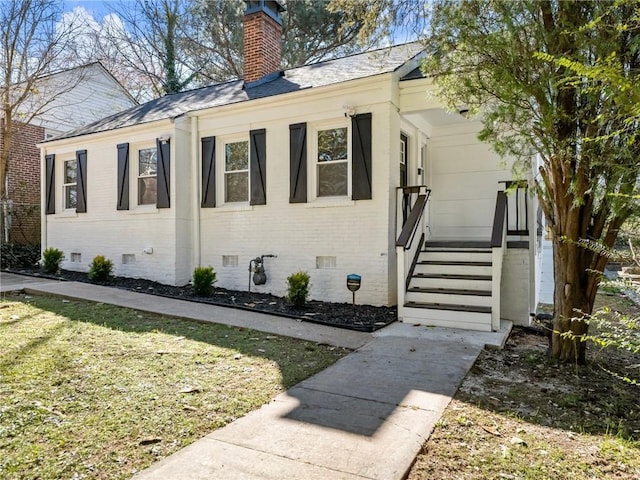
[62,0,128,21]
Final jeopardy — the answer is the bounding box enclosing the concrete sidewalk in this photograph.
[0,271,511,479]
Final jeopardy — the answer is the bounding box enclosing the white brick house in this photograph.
[40,1,542,331]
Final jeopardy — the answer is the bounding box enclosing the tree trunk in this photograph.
[550,234,595,365]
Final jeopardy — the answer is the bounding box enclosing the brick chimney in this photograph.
[243,0,285,85]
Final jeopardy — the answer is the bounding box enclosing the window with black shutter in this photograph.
[76,150,87,213]
[250,129,266,205]
[201,136,216,207]
[351,113,372,200]
[117,143,130,210]
[156,138,170,208]
[289,123,307,203]
[45,154,55,214]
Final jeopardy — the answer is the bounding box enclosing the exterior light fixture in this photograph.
[343,105,357,118]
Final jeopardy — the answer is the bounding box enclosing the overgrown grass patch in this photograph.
[0,293,349,479]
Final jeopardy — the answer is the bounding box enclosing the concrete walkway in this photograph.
[0,271,511,479]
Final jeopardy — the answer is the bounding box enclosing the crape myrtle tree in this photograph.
[331,0,640,364]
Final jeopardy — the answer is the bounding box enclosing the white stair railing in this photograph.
[395,186,430,321]
[490,190,508,331]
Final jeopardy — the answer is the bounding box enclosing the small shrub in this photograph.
[193,266,216,296]
[286,271,310,307]
[42,247,64,274]
[0,243,41,269]
[88,255,113,282]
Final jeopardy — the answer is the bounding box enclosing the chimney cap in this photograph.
[245,0,286,20]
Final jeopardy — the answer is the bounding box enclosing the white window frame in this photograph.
[62,159,77,210]
[218,135,250,206]
[136,146,157,207]
[311,121,351,201]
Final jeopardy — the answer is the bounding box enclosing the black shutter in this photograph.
[352,113,373,200]
[156,138,170,208]
[45,154,55,215]
[289,123,307,203]
[250,128,266,205]
[117,143,129,210]
[76,150,87,213]
[201,136,216,208]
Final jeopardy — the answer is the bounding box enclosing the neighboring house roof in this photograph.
[15,62,137,133]
[48,42,425,142]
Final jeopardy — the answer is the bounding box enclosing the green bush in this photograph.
[88,255,113,282]
[0,243,41,269]
[286,271,310,307]
[42,247,64,274]
[193,266,217,296]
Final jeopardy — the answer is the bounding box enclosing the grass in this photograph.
[0,293,349,479]
[408,290,640,479]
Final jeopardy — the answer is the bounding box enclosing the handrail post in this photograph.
[395,186,430,321]
[490,190,507,331]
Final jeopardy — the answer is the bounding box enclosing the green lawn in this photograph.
[0,293,349,479]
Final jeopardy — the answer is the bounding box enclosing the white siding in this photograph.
[23,64,136,133]
[426,128,515,240]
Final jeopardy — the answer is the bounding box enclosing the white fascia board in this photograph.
[187,73,396,122]
[37,118,175,151]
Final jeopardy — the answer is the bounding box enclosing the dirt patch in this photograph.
[409,291,640,479]
[5,268,397,332]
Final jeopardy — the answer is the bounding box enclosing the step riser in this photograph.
[413,264,493,276]
[405,291,493,306]
[419,251,493,262]
[401,307,492,331]
[410,277,492,290]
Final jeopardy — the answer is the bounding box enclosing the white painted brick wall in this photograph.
[501,248,531,326]
[42,74,524,311]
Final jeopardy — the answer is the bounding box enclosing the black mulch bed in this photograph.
[5,268,397,333]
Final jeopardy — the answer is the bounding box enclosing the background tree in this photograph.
[187,0,373,85]
[0,0,83,237]
[70,0,374,101]
[99,0,196,98]
[331,0,640,363]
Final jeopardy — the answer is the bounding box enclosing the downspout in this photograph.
[190,115,201,268]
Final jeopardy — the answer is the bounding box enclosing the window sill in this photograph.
[216,203,253,212]
[127,206,159,215]
[54,210,78,218]
[306,198,355,209]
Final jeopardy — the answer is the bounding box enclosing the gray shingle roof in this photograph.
[49,42,424,142]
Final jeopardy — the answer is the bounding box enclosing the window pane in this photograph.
[318,162,348,197]
[317,128,347,162]
[65,185,77,209]
[225,141,248,171]
[65,160,77,183]
[139,148,157,176]
[225,172,248,202]
[138,177,157,205]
